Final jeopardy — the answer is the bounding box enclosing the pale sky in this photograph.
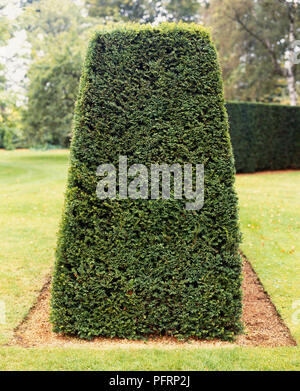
[0,1,29,98]
[0,0,84,99]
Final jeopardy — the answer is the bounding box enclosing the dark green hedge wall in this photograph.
[51,23,242,340]
[226,102,300,173]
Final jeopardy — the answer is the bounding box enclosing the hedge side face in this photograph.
[226,102,300,173]
[51,24,242,340]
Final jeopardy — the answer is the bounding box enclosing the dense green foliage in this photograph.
[50,23,242,340]
[207,0,300,105]
[20,0,89,148]
[85,0,201,23]
[226,101,300,173]
[1,150,300,368]
[0,7,23,151]
[24,47,83,147]
[14,0,300,151]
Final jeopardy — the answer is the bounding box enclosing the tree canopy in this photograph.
[1,0,300,149]
[206,0,300,104]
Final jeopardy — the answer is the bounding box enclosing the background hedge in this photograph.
[226,101,300,173]
[51,23,242,340]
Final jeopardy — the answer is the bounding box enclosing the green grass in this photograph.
[0,346,299,371]
[0,150,69,345]
[0,150,299,370]
[237,171,300,343]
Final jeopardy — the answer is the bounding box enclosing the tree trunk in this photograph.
[286,68,297,106]
[286,0,298,106]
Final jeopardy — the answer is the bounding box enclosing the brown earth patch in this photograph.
[8,255,296,349]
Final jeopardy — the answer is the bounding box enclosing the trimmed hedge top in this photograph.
[51,23,242,340]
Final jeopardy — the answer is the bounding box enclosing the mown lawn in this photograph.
[0,149,299,370]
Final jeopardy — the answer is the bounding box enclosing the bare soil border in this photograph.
[8,254,296,349]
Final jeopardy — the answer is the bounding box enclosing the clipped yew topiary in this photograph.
[51,23,242,340]
[226,101,300,173]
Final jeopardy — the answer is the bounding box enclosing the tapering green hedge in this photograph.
[51,23,242,340]
[226,101,300,173]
